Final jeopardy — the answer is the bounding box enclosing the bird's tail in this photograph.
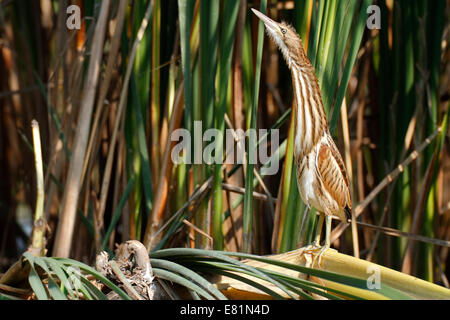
[344,205,352,222]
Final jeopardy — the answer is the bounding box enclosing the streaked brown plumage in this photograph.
[252,9,351,249]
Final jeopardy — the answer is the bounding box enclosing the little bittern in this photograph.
[252,9,351,256]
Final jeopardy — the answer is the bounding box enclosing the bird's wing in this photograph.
[316,139,352,212]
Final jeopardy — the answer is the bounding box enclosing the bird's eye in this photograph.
[281,28,287,35]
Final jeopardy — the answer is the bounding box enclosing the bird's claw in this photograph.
[312,245,329,268]
[299,244,331,268]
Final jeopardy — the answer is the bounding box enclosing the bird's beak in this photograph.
[251,8,279,35]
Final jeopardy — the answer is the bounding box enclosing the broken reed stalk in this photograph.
[109,260,144,300]
[214,248,450,300]
[28,120,45,257]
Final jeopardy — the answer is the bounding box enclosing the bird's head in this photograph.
[251,8,306,67]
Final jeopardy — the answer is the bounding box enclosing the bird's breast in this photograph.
[295,150,323,211]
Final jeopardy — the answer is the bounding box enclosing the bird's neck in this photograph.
[290,64,328,158]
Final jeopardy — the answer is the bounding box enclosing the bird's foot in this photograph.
[299,244,332,269]
[311,245,330,268]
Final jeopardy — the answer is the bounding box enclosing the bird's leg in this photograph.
[299,208,324,266]
[313,213,324,247]
[324,214,332,248]
[312,215,332,268]
[301,212,324,268]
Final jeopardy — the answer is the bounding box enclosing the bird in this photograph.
[252,9,352,262]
